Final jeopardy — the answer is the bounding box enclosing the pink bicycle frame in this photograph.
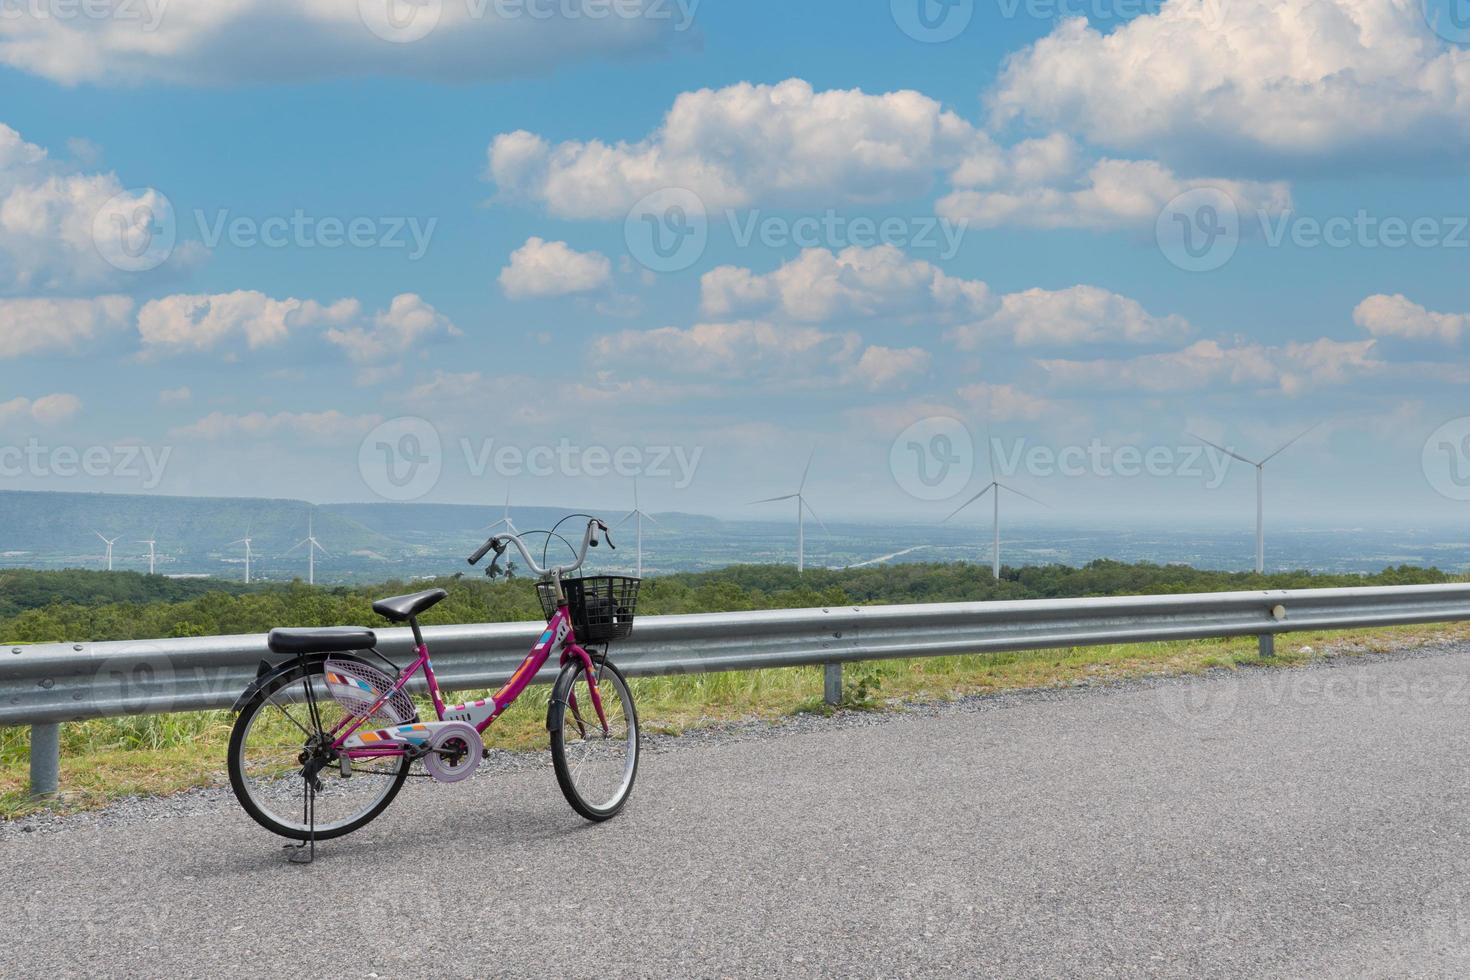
[325,602,610,762]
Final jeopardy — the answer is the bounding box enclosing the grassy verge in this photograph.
[5,620,1470,820]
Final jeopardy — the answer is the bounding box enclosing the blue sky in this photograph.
[3,0,1470,528]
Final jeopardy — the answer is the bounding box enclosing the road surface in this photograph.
[6,645,1470,978]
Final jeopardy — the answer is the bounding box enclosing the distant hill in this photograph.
[4,489,1468,582]
[0,490,703,582]
[0,490,400,579]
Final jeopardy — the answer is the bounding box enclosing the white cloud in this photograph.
[489,77,1296,230]
[702,247,1186,351]
[0,1,693,86]
[592,317,933,394]
[847,346,931,390]
[170,410,382,441]
[499,237,612,299]
[323,293,461,362]
[137,290,457,363]
[956,382,1058,421]
[137,290,347,354]
[1038,337,1381,395]
[990,0,1470,166]
[0,295,133,358]
[158,386,192,404]
[701,245,991,323]
[947,285,1192,349]
[0,123,176,293]
[489,78,979,217]
[938,152,1290,230]
[1353,293,1470,344]
[0,392,82,427]
[594,320,860,377]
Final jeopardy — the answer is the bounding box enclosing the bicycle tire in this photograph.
[228,655,412,841]
[549,656,640,821]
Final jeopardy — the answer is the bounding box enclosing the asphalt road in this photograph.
[7,645,1470,978]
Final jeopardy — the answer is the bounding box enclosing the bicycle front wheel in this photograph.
[550,656,639,821]
[228,657,411,841]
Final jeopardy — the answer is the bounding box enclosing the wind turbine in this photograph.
[1189,422,1319,574]
[749,449,826,574]
[285,514,328,585]
[140,533,158,575]
[482,489,519,536]
[615,479,659,577]
[230,529,256,584]
[944,434,1043,581]
[94,531,117,572]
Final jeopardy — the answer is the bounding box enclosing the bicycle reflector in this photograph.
[324,659,415,725]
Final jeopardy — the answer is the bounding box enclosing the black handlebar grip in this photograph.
[468,539,494,565]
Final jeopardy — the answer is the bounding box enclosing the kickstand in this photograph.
[285,775,318,865]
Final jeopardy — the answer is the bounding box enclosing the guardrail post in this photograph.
[823,663,842,706]
[1258,634,1275,658]
[29,722,60,798]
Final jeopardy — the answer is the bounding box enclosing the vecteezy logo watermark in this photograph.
[0,440,172,489]
[1424,0,1470,45]
[1423,416,1470,502]
[890,417,974,501]
[194,210,437,260]
[891,0,973,42]
[1155,671,1240,731]
[0,0,168,30]
[1156,187,1239,272]
[359,416,443,502]
[461,438,703,488]
[88,647,178,716]
[358,0,442,42]
[727,210,967,260]
[92,188,177,273]
[624,187,708,273]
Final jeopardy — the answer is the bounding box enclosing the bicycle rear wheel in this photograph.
[549,656,639,821]
[228,656,411,841]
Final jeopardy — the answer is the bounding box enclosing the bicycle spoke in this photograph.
[265,697,313,739]
[232,662,409,838]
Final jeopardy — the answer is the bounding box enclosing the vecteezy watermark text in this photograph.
[0,0,168,29]
[357,0,698,44]
[461,438,702,487]
[727,209,967,259]
[991,438,1234,488]
[0,440,171,489]
[889,419,1238,501]
[357,417,704,501]
[891,0,1172,43]
[1157,188,1470,272]
[194,210,436,260]
[625,187,969,273]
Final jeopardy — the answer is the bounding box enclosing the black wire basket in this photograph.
[537,575,642,642]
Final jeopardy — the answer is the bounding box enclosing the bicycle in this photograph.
[226,517,640,863]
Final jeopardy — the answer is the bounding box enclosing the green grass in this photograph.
[6,619,1468,819]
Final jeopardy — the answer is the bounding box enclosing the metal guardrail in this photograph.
[8,583,1470,796]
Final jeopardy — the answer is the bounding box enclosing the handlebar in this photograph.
[467,517,612,582]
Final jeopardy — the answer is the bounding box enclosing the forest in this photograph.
[1,561,1455,645]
